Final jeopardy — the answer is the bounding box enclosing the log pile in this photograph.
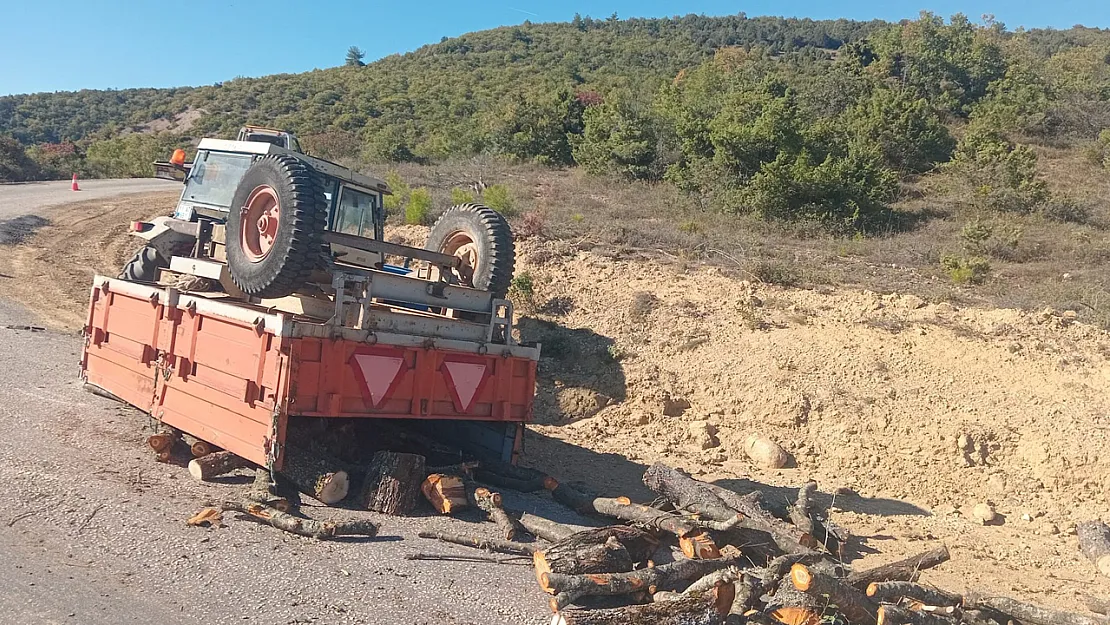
[165,421,1108,625]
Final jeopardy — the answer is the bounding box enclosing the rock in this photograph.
[972,502,997,525]
[688,420,720,450]
[743,435,791,469]
[661,394,691,417]
[900,294,927,310]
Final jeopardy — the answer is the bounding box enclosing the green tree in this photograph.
[0,135,41,182]
[345,46,366,67]
[951,125,1049,212]
[484,88,585,165]
[846,87,955,172]
[570,96,658,179]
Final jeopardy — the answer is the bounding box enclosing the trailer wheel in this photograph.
[425,203,515,298]
[119,246,168,282]
[226,154,326,299]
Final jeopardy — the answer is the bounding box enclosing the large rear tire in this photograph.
[119,246,168,282]
[225,154,326,299]
[425,203,515,298]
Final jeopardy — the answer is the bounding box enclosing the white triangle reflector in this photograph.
[443,361,488,412]
[351,354,405,408]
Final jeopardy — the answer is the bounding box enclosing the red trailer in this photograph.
[81,275,540,469]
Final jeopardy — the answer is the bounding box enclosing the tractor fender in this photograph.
[130,216,200,259]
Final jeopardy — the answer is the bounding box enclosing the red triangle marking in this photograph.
[352,354,405,408]
[443,361,487,412]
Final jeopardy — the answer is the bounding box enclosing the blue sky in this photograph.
[1,0,1107,96]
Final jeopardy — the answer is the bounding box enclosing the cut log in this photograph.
[189,439,219,458]
[1082,596,1109,616]
[281,446,350,505]
[790,481,841,553]
[476,459,549,493]
[360,451,425,514]
[417,530,537,556]
[844,546,951,590]
[543,553,743,610]
[964,596,1110,625]
[866,582,962,607]
[535,534,636,594]
[1077,521,1110,579]
[534,525,658,593]
[546,478,718,559]
[188,451,249,481]
[878,605,961,625]
[426,461,480,477]
[642,464,817,553]
[791,563,878,625]
[552,583,732,625]
[147,428,181,453]
[219,501,377,539]
[422,474,468,515]
[517,512,575,542]
[244,468,293,512]
[473,487,527,540]
[770,607,820,625]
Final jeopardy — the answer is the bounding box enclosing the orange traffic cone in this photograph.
[71,173,80,191]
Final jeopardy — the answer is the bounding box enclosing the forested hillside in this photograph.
[2,12,1110,232]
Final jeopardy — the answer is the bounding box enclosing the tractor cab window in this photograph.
[185,151,254,210]
[334,187,377,238]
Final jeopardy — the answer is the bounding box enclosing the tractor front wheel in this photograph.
[225,154,326,299]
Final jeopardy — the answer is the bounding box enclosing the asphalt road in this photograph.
[0,183,571,624]
[0,178,180,219]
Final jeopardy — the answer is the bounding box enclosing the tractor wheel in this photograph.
[425,203,515,298]
[225,154,326,299]
[119,246,168,282]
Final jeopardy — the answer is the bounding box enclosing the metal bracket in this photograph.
[488,299,514,345]
[327,272,373,329]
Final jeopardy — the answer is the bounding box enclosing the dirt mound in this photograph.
[5,198,1110,610]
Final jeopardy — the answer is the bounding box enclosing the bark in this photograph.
[189,440,219,458]
[517,512,575,542]
[642,464,817,553]
[188,451,249,481]
[426,461,479,477]
[534,527,648,594]
[360,451,425,515]
[551,584,731,625]
[788,481,841,554]
[543,554,742,610]
[843,546,951,590]
[281,445,351,505]
[1077,522,1110,579]
[547,478,718,559]
[477,459,549,493]
[421,474,468,514]
[244,468,293,512]
[219,501,377,539]
[964,596,1110,625]
[866,582,962,607]
[473,487,527,540]
[417,530,537,556]
[1082,596,1109,616]
[878,605,961,625]
[791,563,878,625]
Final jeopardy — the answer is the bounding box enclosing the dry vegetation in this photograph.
[376,149,1110,330]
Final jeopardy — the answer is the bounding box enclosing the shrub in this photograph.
[85,133,188,178]
[1040,196,1093,224]
[482,184,516,216]
[744,145,898,229]
[751,261,802,286]
[941,253,991,284]
[678,220,701,234]
[450,187,475,205]
[517,211,546,239]
[405,187,432,225]
[951,126,1049,213]
[383,171,410,215]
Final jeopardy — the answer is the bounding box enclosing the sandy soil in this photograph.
[3,200,1110,615]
